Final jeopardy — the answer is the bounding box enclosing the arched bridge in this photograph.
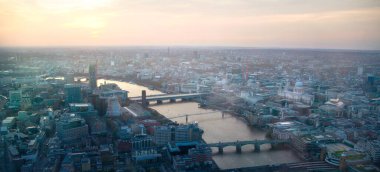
[207,139,288,153]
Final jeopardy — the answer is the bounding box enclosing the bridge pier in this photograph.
[270,143,276,150]
[236,141,242,153]
[218,146,224,154]
[236,144,242,153]
[169,98,176,103]
[254,143,260,152]
[208,140,287,154]
[156,100,163,104]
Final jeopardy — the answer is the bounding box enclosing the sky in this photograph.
[0,0,380,50]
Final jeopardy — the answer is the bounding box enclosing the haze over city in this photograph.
[1,1,380,172]
[1,0,380,50]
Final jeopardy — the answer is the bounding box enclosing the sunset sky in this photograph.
[0,0,380,49]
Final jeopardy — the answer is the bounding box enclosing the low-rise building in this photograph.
[56,114,89,143]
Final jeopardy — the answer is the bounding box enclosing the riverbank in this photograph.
[127,102,221,170]
[96,74,166,92]
[99,78,301,169]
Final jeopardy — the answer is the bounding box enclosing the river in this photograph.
[97,79,163,97]
[99,79,301,169]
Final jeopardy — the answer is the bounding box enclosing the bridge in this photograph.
[166,110,233,123]
[129,93,209,106]
[207,139,288,154]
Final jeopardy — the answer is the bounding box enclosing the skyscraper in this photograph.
[89,64,97,90]
[64,84,82,104]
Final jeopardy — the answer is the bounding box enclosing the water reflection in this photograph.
[151,102,301,169]
[97,79,163,97]
[102,79,301,169]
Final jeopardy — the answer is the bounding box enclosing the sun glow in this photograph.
[0,0,379,49]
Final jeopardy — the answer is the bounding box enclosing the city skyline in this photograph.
[1,0,380,50]
[1,47,379,171]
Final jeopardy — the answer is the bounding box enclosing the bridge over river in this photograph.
[129,93,209,105]
[207,139,289,154]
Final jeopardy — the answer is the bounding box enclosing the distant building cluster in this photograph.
[0,47,379,171]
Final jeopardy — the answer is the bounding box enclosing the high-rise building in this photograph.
[20,92,31,110]
[153,126,172,145]
[89,64,97,90]
[368,140,380,164]
[68,103,98,123]
[65,72,75,84]
[9,90,22,108]
[367,74,375,86]
[153,123,203,146]
[131,134,153,150]
[64,84,82,104]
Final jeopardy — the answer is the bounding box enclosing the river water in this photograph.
[97,79,163,97]
[99,79,301,169]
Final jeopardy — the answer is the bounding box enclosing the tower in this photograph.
[89,64,97,90]
[106,97,122,117]
[141,90,147,107]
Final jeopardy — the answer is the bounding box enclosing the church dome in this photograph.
[295,81,303,87]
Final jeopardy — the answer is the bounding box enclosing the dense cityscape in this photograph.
[0,47,379,171]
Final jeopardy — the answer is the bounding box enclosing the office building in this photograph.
[368,140,380,164]
[56,114,88,142]
[131,134,153,150]
[64,84,82,104]
[9,90,22,108]
[89,64,97,90]
[2,117,16,129]
[68,103,98,121]
[172,143,212,171]
[153,126,172,146]
[17,111,29,122]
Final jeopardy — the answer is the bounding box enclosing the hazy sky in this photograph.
[1,0,380,49]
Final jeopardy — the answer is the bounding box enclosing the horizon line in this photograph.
[0,45,380,52]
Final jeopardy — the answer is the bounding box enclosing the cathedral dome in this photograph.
[295,81,303,88]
